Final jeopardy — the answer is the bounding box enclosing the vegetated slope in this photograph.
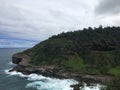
[23,26,120,75]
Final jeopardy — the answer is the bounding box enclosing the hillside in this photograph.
[21,26,120,75]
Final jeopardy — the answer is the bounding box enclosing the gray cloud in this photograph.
[0,0,98,42]
[95,0,120,15]
[3,0,120,47]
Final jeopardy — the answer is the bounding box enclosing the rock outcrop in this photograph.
[10,53,113,86]
[12,55,22,64]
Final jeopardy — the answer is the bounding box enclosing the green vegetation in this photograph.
[63,57,85,71]
[109,67,120,76]
[23,26,120,75]
[102,77,120,90]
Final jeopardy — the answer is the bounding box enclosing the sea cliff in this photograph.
[10,53,112,86]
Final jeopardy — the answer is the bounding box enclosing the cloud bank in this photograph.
[0,0,120,47]
[0,34,37,48]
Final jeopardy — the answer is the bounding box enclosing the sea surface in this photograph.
[0,48,101,90]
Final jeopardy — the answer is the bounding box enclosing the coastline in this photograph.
[10,53,113,89]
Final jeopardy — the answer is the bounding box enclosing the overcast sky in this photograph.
[0,0,120,48]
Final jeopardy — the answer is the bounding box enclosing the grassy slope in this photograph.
[109,67,120,76]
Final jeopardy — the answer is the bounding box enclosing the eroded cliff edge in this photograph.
[10,53,112,86]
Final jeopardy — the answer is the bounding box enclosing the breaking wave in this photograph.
[4,69,78,90]
[4,69,102,90]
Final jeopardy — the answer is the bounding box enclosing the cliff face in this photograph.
[11,53,113,85]
[12,54,31,66]
[12,56,22,64]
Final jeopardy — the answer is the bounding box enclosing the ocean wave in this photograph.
[4,68,78,90]
[26,73,78,90]
[26,77,78,90]
[26,79,76,90]
[8,62,14,65]
[4,69,28,77]
[4,68,102,90]
[80,83,101,90]
[27,74,50,81]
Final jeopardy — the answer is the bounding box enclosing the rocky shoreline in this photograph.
[10,53,113,90]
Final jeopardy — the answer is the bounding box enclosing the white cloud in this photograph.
[0,0,98,42]
[0,0,120,48]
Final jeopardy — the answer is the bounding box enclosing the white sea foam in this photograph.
[8,62,14,65]
[4,68,78,90]
[81,83,101,90]
[4,68,102,90]
[26,73,78,90]
[26,77,78,90]
[27,74,50,81]
[4,69,27,77]
[26,74,102,90]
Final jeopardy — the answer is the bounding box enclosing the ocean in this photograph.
[0,48,100,90]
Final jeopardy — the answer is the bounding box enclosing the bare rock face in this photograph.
[12,53,31,66]
[12,55,22,64]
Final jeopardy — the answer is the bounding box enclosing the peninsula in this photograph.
[10,26,120,89]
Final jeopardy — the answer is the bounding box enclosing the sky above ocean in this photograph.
[0,0,120,47]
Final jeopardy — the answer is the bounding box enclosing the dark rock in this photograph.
[9,69,15,72]
[12,56,22,64]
